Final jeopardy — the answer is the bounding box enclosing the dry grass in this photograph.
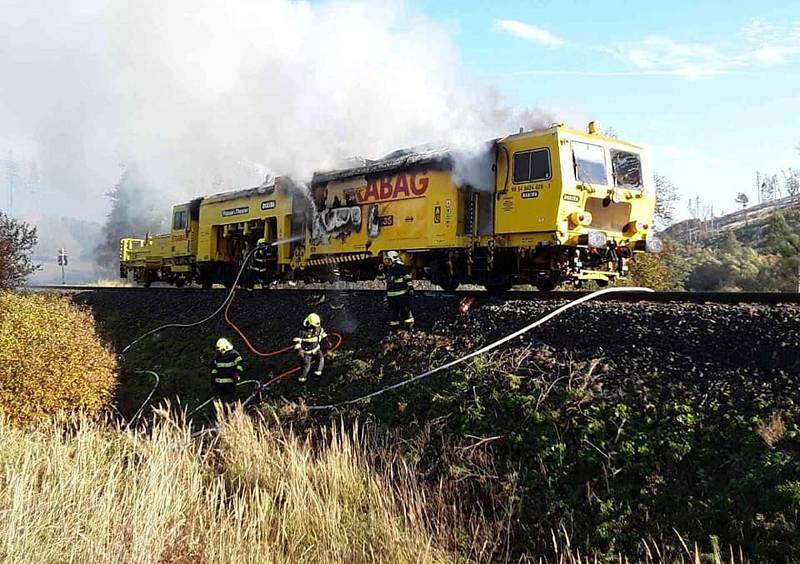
[0,405,750,563]
[0,407,448,564]
[758,412,786,448]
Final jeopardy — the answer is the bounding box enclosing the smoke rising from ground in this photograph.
[1,0,560,221]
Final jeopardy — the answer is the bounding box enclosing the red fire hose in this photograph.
[223,288,344,387]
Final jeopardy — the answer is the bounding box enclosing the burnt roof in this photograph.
[312,147,453,184]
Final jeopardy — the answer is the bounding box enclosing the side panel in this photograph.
[129,234,170,266]
[307,168,465,258]
[494,132,562,241]
[197,185,293,263]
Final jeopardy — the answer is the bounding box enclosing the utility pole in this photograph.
[57,248,68,285]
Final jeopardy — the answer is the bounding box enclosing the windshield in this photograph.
[572,141,607,185]
[611,149,643,189]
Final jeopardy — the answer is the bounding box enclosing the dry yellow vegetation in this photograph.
[0,292,118,424]
[0,405,745,563]
[0,408,449,564]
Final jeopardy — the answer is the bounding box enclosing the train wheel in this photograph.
[535,279,556,292]
[438,278,461,292]
[174,278,186,288]
[484,281,512,295]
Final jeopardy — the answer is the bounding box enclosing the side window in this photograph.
[173,210,187,230]
[512,148,551,183]
[611,150,642,188]
[572,141,608,185]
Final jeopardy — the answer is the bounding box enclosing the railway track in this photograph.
[26,284,800,304]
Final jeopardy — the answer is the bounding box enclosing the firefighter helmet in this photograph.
[386,250,400,262]
[257,237,266,246]
[304,313,321,328]
[216,338,233,352]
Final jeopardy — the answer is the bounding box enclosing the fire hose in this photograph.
[121,250,651,428]
[189,285,654,439]
[121,242,343,425]
[305,286,654,411]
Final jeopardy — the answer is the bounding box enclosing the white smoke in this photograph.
[1,0,562,220]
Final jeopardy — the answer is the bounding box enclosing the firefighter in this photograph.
[247,237,269,290]
[212,338,243,403]
[293,313,327,383]
[383,250,414,331]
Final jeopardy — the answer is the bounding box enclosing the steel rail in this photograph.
[26,285,800,304]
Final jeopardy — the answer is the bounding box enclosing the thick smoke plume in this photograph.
[1,0,561,223]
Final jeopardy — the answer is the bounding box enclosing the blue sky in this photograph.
[417,0,800,219]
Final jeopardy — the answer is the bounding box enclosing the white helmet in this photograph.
[385,250,401,262]
[216,338,233,352]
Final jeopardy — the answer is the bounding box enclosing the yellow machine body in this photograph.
[299,167,470,267]
[119,124,658,290]
[495,126,655,247]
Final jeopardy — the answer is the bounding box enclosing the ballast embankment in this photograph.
[66,288,800,560]
[66,289,800,414]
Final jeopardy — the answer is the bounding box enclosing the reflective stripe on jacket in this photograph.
[293,326,328,354]
[251,248,268,273]
[386,262,412,297]
[212,349,243,383]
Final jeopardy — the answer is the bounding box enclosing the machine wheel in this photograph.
[140,270,154,288]
[596,279,609,288]
[484,281,512,295]
[437,278,461,292]
[174,278,186,288]
[535,278,556,292]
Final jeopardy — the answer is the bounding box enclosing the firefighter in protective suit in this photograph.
[212,338,243,403]
[293,313,327,383]
[247,237,269,290]
[383,250,414,331]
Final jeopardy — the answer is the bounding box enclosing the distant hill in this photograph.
[664,194,800,249]
[659,195,800,292]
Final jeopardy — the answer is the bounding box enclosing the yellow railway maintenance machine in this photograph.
[300,122,658,291]
[194,178,296,288]
[487,121,658,290]
[120,123,658,290]
[120,179,298,287]
[119,198,201,287]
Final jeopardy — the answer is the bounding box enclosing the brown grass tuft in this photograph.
[758,412,785,448]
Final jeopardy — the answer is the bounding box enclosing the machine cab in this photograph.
[557,128,655,246]
[170,199,201,257]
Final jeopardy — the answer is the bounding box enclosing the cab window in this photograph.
[512,148,551,183]
[173,210,187,230]
[572,141,607,185]
[611,149,643,188]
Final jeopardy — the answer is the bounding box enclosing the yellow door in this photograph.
[170,204,191,257]
[494,131,561,236]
